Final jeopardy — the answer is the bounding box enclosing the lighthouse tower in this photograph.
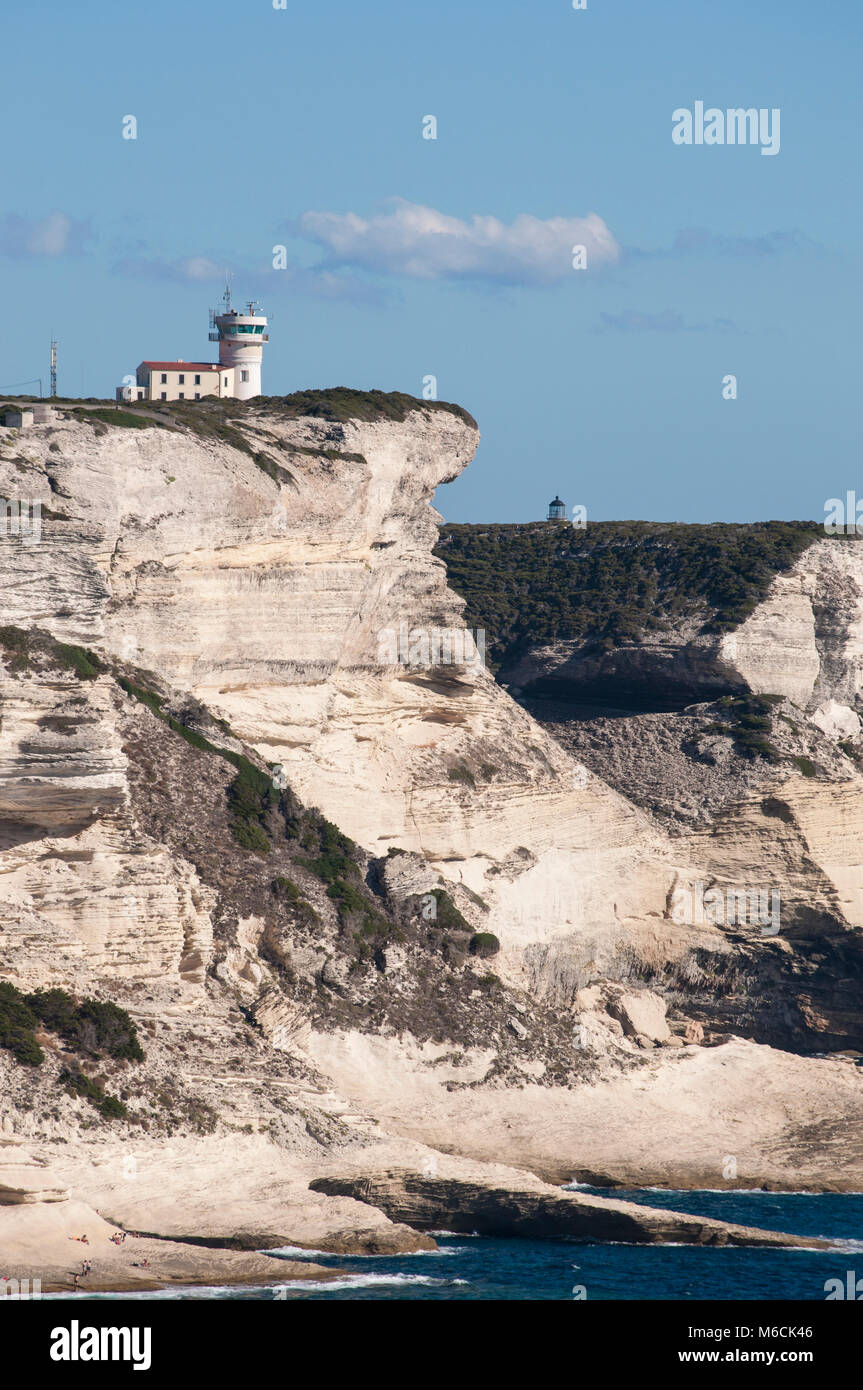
[208,285,268,400]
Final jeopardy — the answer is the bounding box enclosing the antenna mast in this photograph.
[50,339,57,398]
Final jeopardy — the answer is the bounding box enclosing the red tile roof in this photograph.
[140,362,228,373]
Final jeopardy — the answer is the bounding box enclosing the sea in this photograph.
[56,1189,863,1301]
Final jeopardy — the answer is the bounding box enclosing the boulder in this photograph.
[606,990,671,1043]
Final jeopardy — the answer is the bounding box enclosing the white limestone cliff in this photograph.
[1,399,863,1222]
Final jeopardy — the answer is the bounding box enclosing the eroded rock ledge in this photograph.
[310,1171,830,1249]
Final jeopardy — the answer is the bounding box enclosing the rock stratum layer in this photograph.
[0,393,861,1283]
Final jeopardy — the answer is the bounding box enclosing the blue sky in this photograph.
[1,0,860,523]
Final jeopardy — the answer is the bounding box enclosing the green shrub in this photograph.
[447,762,476,789]
[0,982,43,1065]
[77,408,171,432]
[270,876,319,922]
[273,387,476,429]
[27,989,144,1061]
[59,1067,129,1121]
[224,755,276,852]
[704,696,783,764]
[0,982,144,1069]
[0,626,33,673]
[300,816,359,886]
[469,932,501,959]
[118,675,277,851]
[791,756,817,778]
[413,888,471,934]
[271,875,301,902]
[0,628,100,681]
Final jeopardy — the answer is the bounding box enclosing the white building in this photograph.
[116,291,268,403]
[123,361,235,402]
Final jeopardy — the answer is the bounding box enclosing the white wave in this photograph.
[563,1185,858,1197]
[41,1285,249,1301]
[273,1272,460,1293]
[263,1245,330,1258]
[263,1243,469,1259]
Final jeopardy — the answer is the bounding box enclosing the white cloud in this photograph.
[111,254,224,283]
[112,252,387,306]
[179,256,224,281]
[0,211,92,257]
[596,309,740,334]
[297,199,620,284]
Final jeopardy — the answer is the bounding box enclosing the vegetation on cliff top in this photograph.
[270,387,477,429]
[435,520,826,670]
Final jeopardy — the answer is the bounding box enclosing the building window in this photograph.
[137,391,144,400]
[241,370,249,382]
[223,378,228,386]
[194,374,200,385]
[178,392,184,400]
[178,374,185,384]
[160,392,167,400]
[194,392,201,400]
[160,373,167,384]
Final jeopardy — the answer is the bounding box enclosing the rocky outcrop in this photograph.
[0,1136,69,1204]
[310,1170,829,1248]
[606,989,671,1043]
[0,662,214,990]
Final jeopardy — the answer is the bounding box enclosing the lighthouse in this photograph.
[208,286,269,400]
[115,285,270,402]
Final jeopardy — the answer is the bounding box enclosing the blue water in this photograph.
[60,1191,863,1301]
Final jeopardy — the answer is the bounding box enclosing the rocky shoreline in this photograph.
[1,1124,841,1297]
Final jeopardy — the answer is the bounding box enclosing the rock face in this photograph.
[0,1137,69,1205]
[0,399,672,1009]
[0,663,214,991]
[310,1171,829,1248]
[1,393,863,1258]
